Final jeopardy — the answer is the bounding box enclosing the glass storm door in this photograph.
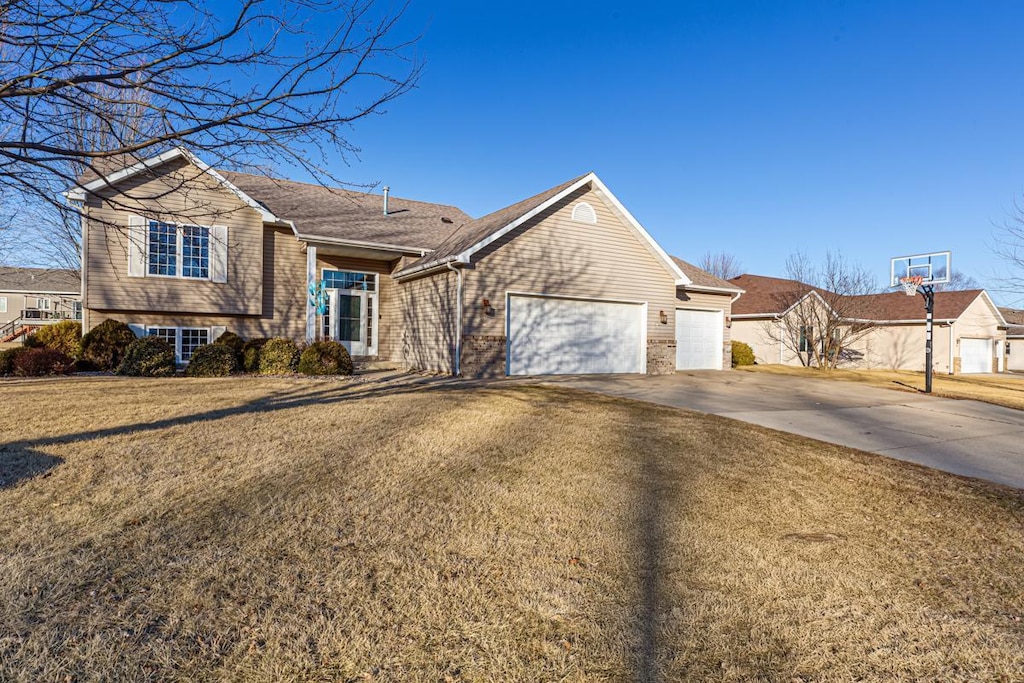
[329,289,369,356]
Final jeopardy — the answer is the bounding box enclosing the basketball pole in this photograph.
[921,284,935,394]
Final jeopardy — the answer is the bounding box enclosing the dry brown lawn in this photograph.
[740,364,1024,411]
[1,375,1023,682]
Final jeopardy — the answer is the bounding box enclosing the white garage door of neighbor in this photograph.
[960,338,993,374]
[508,295,644,376]
[676,308,724,370]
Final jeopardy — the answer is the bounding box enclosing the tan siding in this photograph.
[84,157,264,316]
[1008,339,1024,372]
[396,269,456,373]
[462,186,679,343]
[731,318,782,365]
[90,225,306,341]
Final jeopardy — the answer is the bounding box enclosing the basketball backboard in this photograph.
[890,251,951,287]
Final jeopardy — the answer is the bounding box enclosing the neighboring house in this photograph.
[0,267,81,344]
[730,274,1007,374]
[69,148,740,375]
[999,308,1024,372]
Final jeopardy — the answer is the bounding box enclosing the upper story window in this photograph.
[571,202,597,224]
[36,298,50,310]
[0,297,7,313]
[129,216,227,283]
[148,221,210,279]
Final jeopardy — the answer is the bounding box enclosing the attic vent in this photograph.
[571,202,597,224]
[441,216,454,224]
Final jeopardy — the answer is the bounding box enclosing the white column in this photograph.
[306,245,317,343]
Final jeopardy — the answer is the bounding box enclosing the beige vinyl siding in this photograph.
[396,269,457,373]
[1008,339,1024,372]
[315,255,398,359]
[676,289,735,369]
[89,225,306,341]
[854,323,952,373]
[462,186,678,341]
[0,291,81,328]
[84,156,264,316]
[730,318,783,365]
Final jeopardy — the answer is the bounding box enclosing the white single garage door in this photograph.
[508,295,644,376]
[960,338,993,374]
[676,308,724,370]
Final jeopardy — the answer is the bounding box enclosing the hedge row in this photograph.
[5,319,354,378]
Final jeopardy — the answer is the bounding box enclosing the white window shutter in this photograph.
[210,325,226,343]
[128,323,146,338]
[211,225,228,283]
[128,215,147,277]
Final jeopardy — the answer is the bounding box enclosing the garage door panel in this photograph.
[960,338,992,374]
[508,295,643,376]
[676,309,723,370]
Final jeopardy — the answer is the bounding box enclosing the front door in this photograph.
[328,289,371,356]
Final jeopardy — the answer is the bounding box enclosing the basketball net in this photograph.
[899,275,924,297]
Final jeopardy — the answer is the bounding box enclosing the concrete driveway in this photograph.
[543,371,1024,489]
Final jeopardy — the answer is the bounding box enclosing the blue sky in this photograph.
[320,0,1024,301]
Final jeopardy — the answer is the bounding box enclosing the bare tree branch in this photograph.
[0,0,421,216]
[992,197,1024,302]
[759,251,881,370]
[698,251,743,280]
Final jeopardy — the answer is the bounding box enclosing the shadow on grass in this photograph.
[0,446,63,490]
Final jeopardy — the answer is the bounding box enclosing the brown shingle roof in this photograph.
[395,173,590,275]
[0,267,80,293]
[670,257,743,291]
[847,289,985,321]
[1000,307,1024,326]
[221,171,472,251]
[731,273,987,321]
[729,274,818,315]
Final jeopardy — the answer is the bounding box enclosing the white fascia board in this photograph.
[0,288,80,295]
[980,291,1009,327]
[177,148,279,223]
[295,232,433,255]
[681,284,745,295]
[454,174,595,265]
[588,174,691,286]
[781,290,837,318]
[72,148,186,196]
[844,317,957,324]
[67,146,280,224]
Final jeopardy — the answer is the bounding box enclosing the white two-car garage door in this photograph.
[507,295,644,376]
[675,308,723,370]
[960,338,993,374]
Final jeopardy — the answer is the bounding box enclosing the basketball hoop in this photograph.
[900,275,924,297]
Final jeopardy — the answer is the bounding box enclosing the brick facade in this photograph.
[646,338,676,375]
[461,334,506,378]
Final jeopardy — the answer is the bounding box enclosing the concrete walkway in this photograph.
[543,371,1024,489]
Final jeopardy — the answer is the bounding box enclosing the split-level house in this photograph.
[730,273,1008,374]
[0,267,81,344]
[69,148,741,376]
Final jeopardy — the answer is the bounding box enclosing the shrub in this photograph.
[33,320,82,356]
[732,340,756,367]
[12,348,75,376]
[213,330,245,362]
[80,319,137,370]
[185,344,238,377]
[241,338,269,373]
[258,337,299,375]
[22,333,44,348]
[0,347,30,376]
[298,340,353,376]
[116,336,177,377]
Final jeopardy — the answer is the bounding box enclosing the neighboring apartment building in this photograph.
[0,267,81,344]
[70,148,742,376]
[730,274,1007,374]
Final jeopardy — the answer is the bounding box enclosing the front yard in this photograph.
[741,364,1024,411]
[1,376,1022,681]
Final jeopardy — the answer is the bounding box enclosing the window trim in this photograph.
[36,297,51,310]
[319,268,379,356]
[0,296,6,313]
[146,325,211,363]
[319,267,378,292]
[798,325,814,353]
[147,220,212,281]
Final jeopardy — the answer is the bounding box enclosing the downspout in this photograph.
[447,262,463,376]
[948,323,954,375]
